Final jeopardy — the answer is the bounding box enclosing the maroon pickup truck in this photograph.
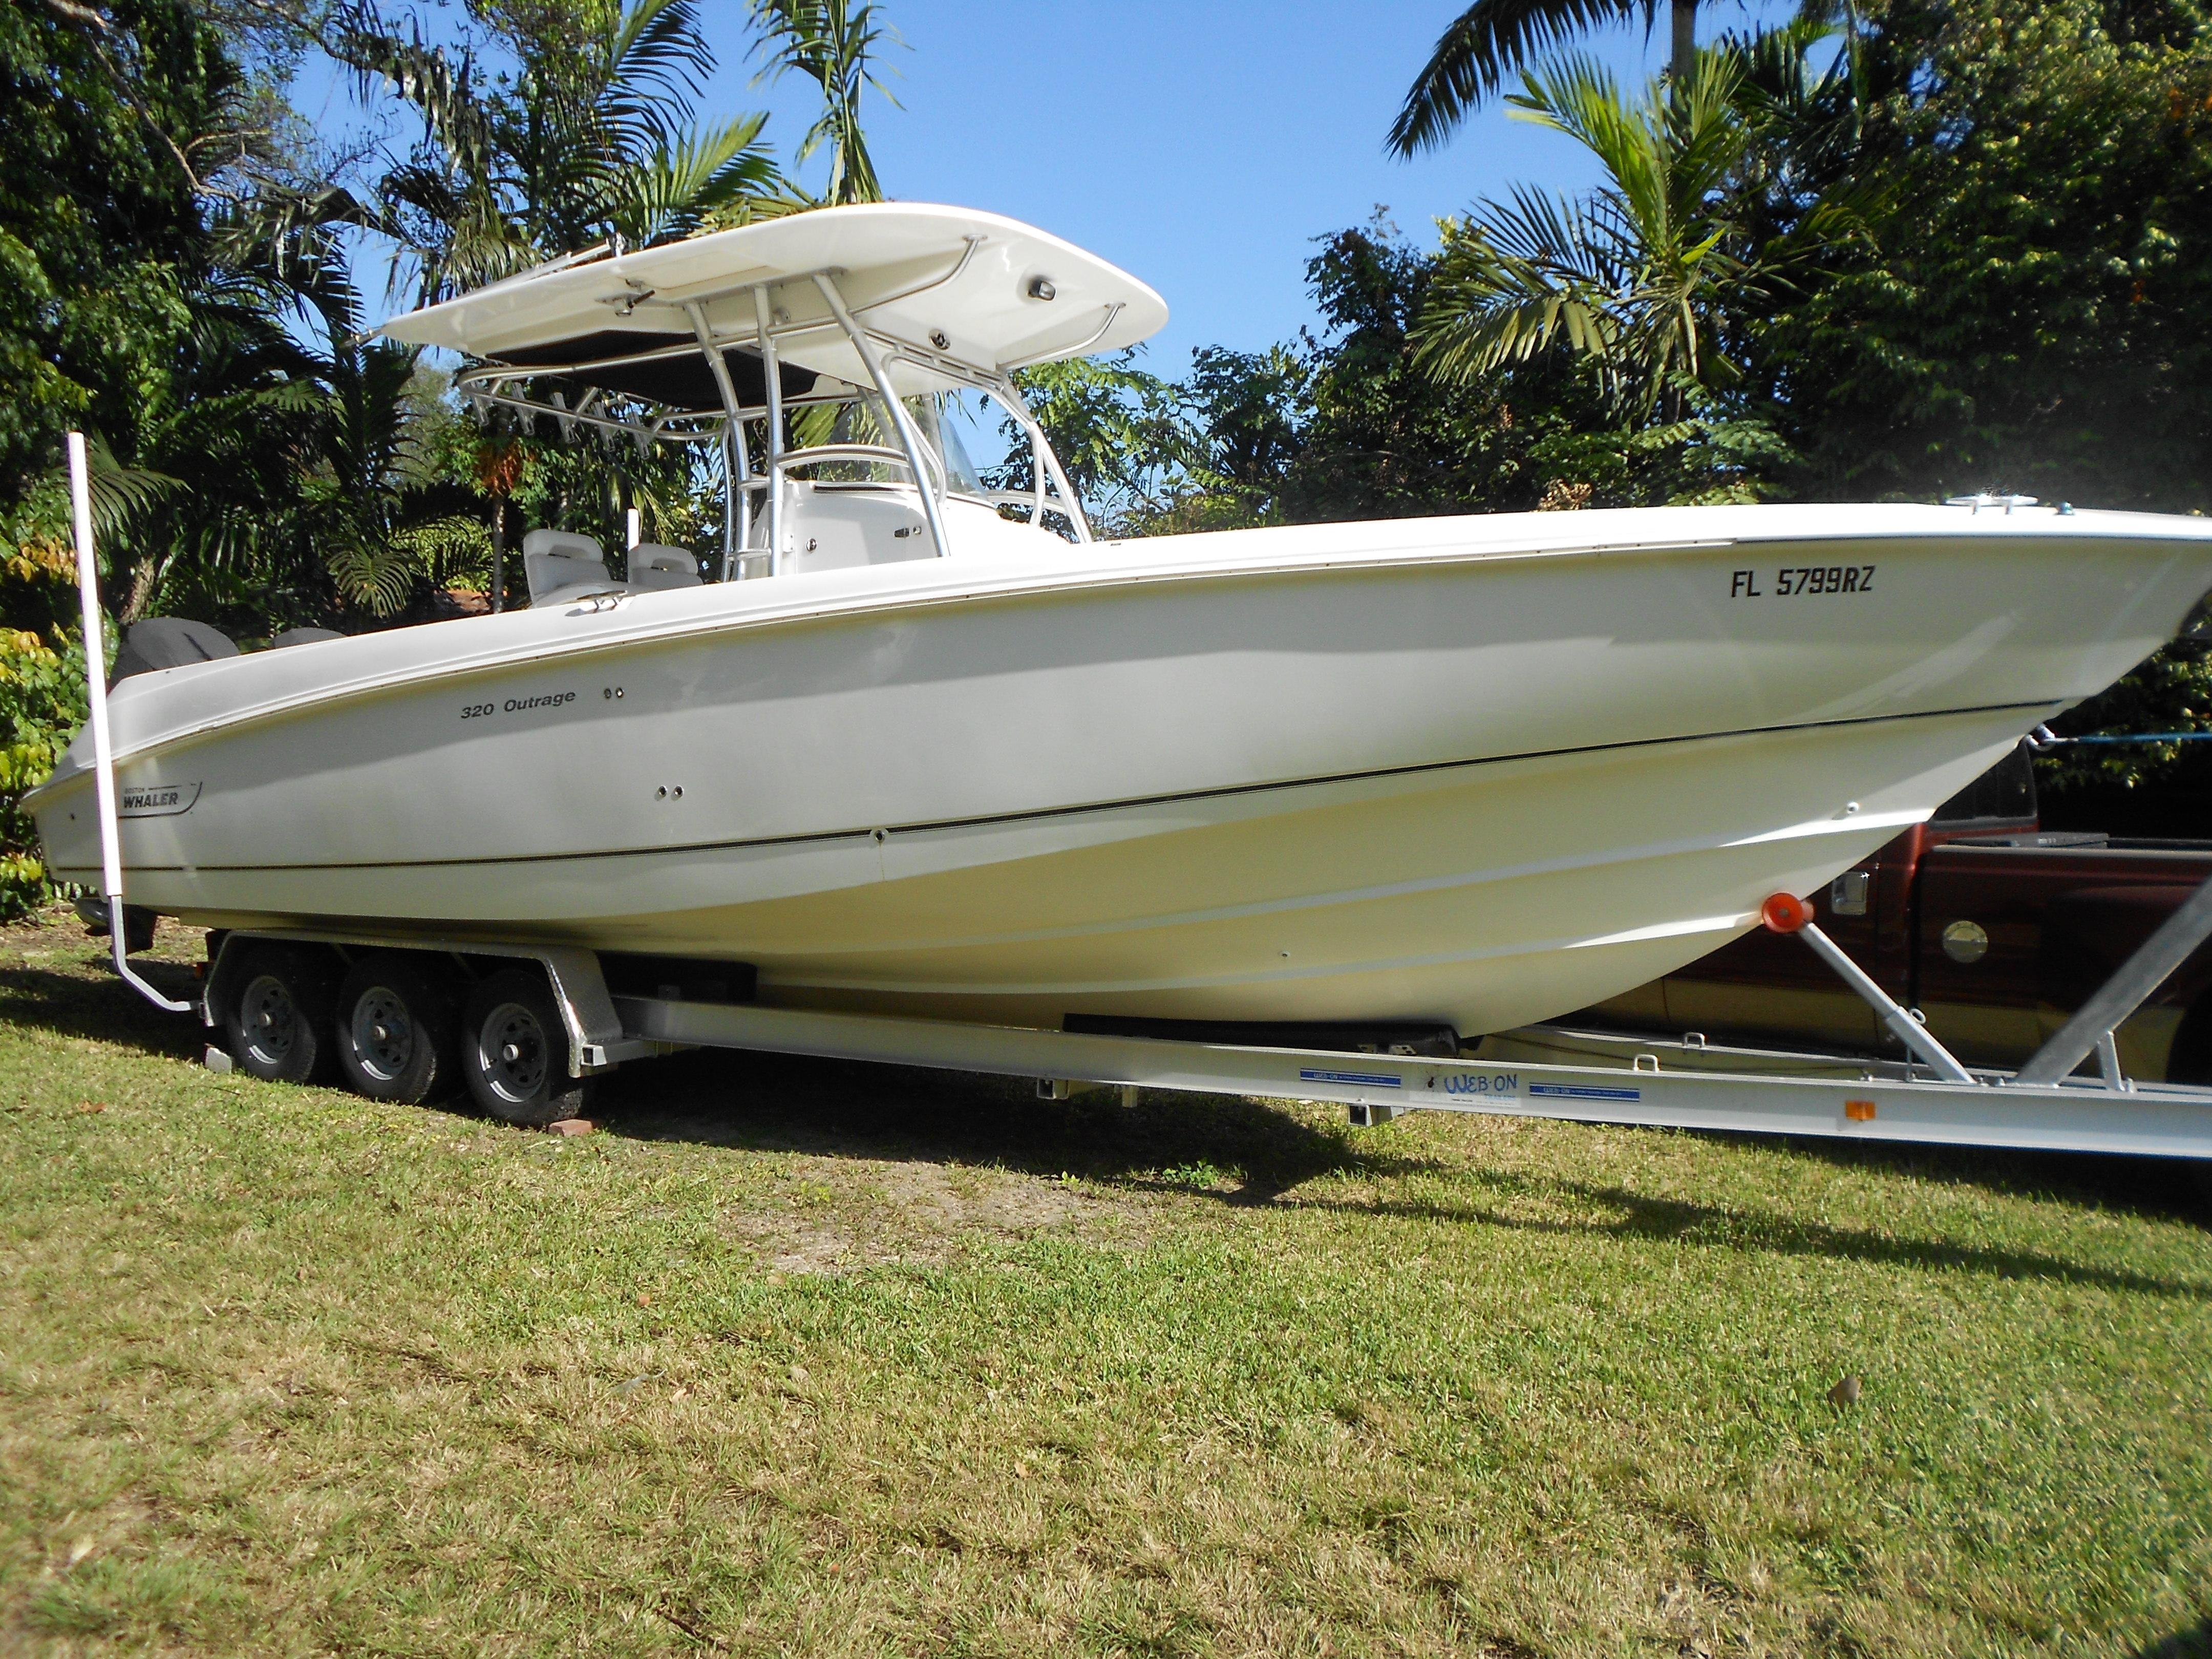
[1584,747,2212,1082]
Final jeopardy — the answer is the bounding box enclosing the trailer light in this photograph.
[1761,892,1812,933]
[1845,1099,1877,1121]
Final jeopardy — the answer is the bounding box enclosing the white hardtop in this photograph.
[376,202,1167,395]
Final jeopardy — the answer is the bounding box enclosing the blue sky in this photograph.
[701,0,1681,370]
[294,1,1770,373]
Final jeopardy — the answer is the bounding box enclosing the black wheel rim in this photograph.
[350,986,414,1083]
[479,1001,548,1105]
[240,973,298,1068]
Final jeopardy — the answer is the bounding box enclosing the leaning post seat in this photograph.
[110,617,239,686]
[626,544,703,592]
[267,626,345,650]
[521,530,616,607]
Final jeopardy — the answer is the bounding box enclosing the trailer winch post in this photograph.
[65,431,192,1015]
[2015,870,2212,1085]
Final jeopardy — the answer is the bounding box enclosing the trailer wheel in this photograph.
[461,968,587,1126]
[336,954,459,1104]
[223,945,337,1085]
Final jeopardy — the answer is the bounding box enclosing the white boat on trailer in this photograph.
[24,202,2212,1157]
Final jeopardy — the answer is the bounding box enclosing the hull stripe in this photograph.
[74,696,2054,878]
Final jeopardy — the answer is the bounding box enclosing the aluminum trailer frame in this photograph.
[186,924,2212,1161]
[613,994,2212,1161]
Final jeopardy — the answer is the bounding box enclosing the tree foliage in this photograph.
[748,0,900,206]
[1413,47,1854,413]
[1768,0,2212,511]
[1389,0,1704,156]
[0,0,888,908]
[1,0,246,514]
[321,0,790,300]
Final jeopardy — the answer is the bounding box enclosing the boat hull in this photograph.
[32,504,2212,1035]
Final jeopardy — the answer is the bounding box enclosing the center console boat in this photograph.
[29,204,2212,1095]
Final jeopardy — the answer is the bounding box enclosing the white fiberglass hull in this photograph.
[31,503,2212,1035]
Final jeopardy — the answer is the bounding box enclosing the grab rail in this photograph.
[777,442,946,491]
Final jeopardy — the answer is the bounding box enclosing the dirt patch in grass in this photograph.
[0,903,204,965]
[697,1151,1143,1276]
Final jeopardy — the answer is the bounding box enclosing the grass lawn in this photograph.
[2,903,2209,1656]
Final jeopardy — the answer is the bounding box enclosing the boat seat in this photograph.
[627,544,702,591]
[111,617,238,686]
[522,529,618,606]
[267,626,345,650]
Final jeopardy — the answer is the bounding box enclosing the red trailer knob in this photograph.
[1761,891,1813,933]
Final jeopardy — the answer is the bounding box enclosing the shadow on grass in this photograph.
[1270,1172,2212,1301]
[589,1045,1438,1197]
[5,951,2203,1296]
[0,958,203,1061]
[1761,1132,2212,1231]
[2137,1618,2212,1657]
[587,1047,2208,1298]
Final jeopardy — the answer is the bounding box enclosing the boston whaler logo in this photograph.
[118,781,201,817]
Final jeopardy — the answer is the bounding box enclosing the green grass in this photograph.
[2,903,2209,1656]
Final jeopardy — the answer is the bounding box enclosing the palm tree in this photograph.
[1410,51,1757,410]
[87,268,331,627]
[1410,41,1865,414]
[327,0,788,300]
[1388,0,1702,156]
[748,0,902,205]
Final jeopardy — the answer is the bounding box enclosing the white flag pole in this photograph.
[65,431,191,1013]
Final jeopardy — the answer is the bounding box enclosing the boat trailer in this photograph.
[171,910,2212,1161]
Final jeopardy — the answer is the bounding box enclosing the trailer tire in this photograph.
[223,945,338,1085]
[336,954,459,1104]
[461,968,587,1126]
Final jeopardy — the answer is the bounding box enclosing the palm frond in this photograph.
[1482,185,1633,288]
[1414,45,1771,411]
[599,0,717,154]
[695,184,819,232]
[749,0,903,204]
[1387,0,1648,156]
[323,528,419,618]
[208,183,385,300]
[325,4,497,182]
[1415,219,1621,385]
[389,514,493,595]
[613,114,783,245]
[78,437,187,543]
